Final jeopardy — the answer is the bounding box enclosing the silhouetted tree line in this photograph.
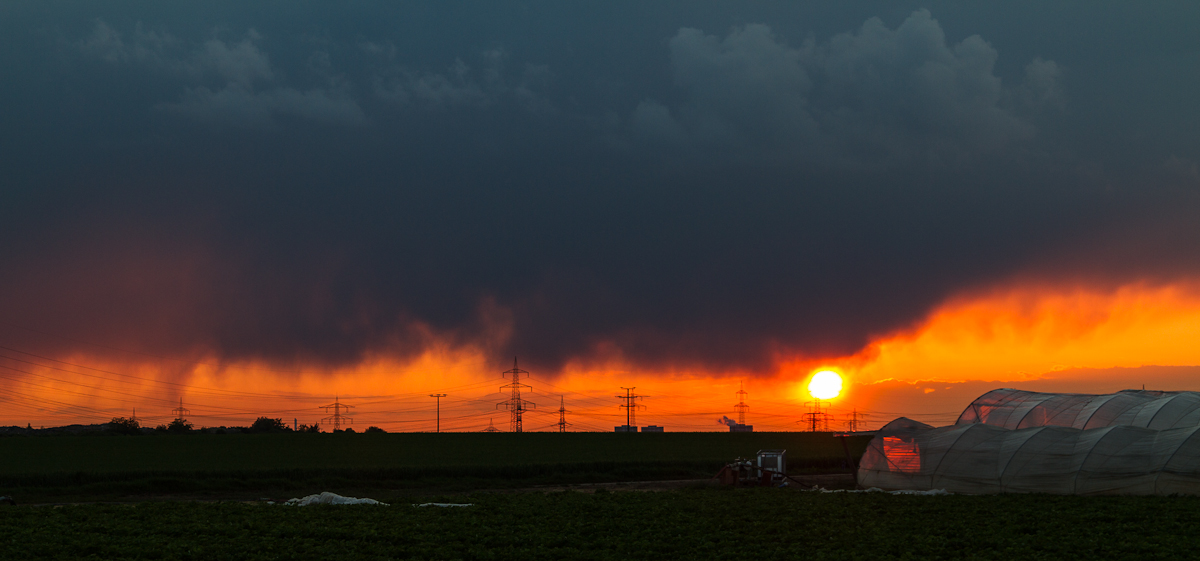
[107,416,141,435]
[99,416,386,435]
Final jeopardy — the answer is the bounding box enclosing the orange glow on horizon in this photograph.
[5,280,1200,431]
[841,281,1200,385]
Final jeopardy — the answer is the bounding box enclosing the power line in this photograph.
[0,346,307,400]
[0,339,954,432]
[0,343,511,406]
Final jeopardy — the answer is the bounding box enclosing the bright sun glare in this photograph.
[808,370,843,400]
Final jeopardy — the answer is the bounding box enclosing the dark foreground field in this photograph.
[0,432,868,502]
[1,489,1196,560]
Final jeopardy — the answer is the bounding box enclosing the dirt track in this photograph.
[511,473,857,493]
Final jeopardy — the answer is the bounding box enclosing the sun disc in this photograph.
[808,370,843,400]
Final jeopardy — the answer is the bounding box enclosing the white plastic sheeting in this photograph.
[284,492,389,506]
[859,415,1200,495]
[956,388,1200,430]
[815,487,952,495]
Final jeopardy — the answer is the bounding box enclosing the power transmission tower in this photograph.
[843,408,868,432]
[799,399,830,432]
[497,357,535,432]
[616,387,646,430]
[429,393,447,432]
[556,395,572,433]
[482,418,501,432]
[171,398,190,421]
[320,396,354,431]
[734,381,749,426]
[131,408,138,424]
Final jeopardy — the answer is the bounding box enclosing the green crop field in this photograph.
[1,488,1197,560]
[0,432,870,502]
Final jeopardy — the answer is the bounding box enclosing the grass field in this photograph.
[1,488,1196,560]
[0,432,870,502]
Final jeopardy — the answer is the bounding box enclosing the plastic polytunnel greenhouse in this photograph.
[858,389,1200,495]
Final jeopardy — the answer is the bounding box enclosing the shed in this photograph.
[757,449,786,482]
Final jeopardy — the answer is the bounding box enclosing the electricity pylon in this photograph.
[497,357,535,432]
[171,398,190,422]
[616,387,646,429]
[734,381,749,426]
[799,399,830,432]
[843,408,868,432]
[321,396,354,431]
[556,395,572,433]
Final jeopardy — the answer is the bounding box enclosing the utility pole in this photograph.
[429,393,447,432]
[320,396,354,431]
[497,357,535,432]
[171,398,190,422]
[734,381,749,426]
[556,395,572,433]
[616,387,646,430]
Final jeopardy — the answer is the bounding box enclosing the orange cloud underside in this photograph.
[5,281,1200,431]
[844,282,1200,384]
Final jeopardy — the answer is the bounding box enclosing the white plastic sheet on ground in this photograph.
[812,486,951,495]
[284,492,389,506]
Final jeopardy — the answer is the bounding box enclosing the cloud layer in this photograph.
[1,4,1198,378]
[634,10,1052,167]
[80,21,365,126]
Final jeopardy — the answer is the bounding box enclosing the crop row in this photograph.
[3,488,1199,560]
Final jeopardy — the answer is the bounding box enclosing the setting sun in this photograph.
[808,370,843,400]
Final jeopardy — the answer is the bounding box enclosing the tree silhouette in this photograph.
[250,417,290,433]
[107,416,141,436]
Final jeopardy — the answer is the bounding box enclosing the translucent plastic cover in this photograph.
[859,389,1200,495]
[956,389,1200,430]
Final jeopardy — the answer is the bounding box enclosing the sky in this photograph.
[2,1,1199,431]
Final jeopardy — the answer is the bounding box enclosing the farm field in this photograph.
[0,432,869,502]
[2,488,1197,560]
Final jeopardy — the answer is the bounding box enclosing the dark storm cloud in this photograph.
[364,42,553,113]
[631,11,1052,166]
[78,21,366,126]
[1,2,1198,375]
